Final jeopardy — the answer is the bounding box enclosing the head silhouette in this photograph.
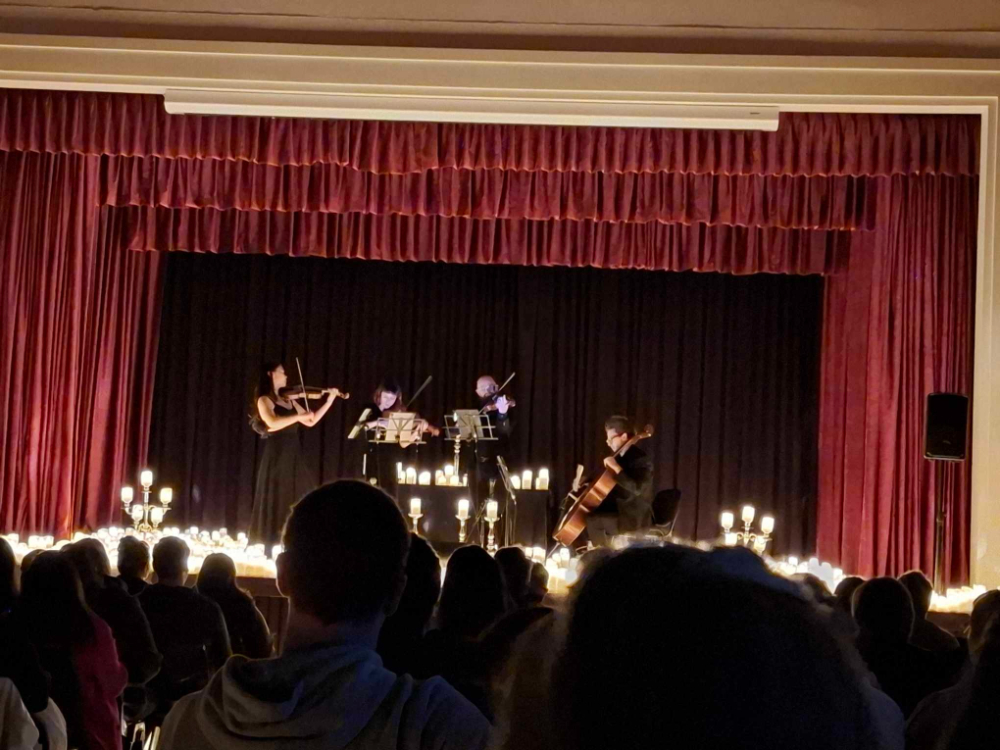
[117,536,151,581]
[898,570,934,620]
[495,547,531,610]
[438,545,506,638]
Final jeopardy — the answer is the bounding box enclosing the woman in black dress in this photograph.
[249,362,344,550]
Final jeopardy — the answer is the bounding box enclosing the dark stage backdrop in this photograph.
[148,253,822,555]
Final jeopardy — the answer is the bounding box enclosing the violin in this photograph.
[279,385,350,400]
[481,395,516,413]
[553,424,654,546]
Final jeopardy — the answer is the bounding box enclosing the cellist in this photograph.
[583,415,654,546]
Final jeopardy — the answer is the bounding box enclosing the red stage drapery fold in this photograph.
[0,151,163,536]
[0,87,980,583]
[0,89,979,175]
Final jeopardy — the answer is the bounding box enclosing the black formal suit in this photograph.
[586,445,653,544]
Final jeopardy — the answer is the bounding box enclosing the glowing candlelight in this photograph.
[511,475,521,490]
[720,511,734,531]
[140,470,153,488]
[131,505,144,521]
[405,467,417,485]
[159,487,173,506]
[741,505,755,525]
[486,501,499,522]
[457,499,470,520]
[522,470,533,490]
[396,462,404,482]
[537,468,550,491]
[444,464,455,477]
[760,516,775,534]
[150,507,164,525]
[410,498,422,516]
[724,532,738,547]
[418,471,432,486]
[121,486,134,505]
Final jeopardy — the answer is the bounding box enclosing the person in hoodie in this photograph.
[159,479,493,750]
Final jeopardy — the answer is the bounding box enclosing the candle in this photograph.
[788,556,799,566]
[121,486,134,505]
[159,487,173,505]
[760,516,775,534]
[418,471,432,486]
[462,473,468,487]
[237,532,247,543]
[720,511,734,530]
[522,470,533,490]
[444,464,455,477]
[131,505,144,521]
[272,544,283,559]
[435,471,445,485]
[150,507,164,525]
[486,501,499,522]
[511,475,521,490]
[537,468,550,491]
[396,462,405,482]
[140,469,153,488]
[724,532,738,547]
[211,530,221,542]
[560,547,571,563]
[457,499,470,520]
[405,467,417,485]
[741,505,755,525]
[410,498,422,516]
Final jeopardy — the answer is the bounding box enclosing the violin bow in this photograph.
[403,375,433,411]
[295,357,312,416]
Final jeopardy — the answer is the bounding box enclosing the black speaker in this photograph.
[924,393,969,461]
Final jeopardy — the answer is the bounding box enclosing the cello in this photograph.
[553,424,654,546]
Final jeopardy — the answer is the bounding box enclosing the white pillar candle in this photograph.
[457,499,470,520]
[450,474,461,486]
[522,470,533,489]
[724,532,738,547]
[435,471,445,485]
[405,467,417,485]
[418,471,432,486]
[720,511,734,530]
[444,464,455,477]
[159,487,173,505]
[462,474,468,487]
[537,468,550,491]
[396,462,405,482]
[741,505,755,525]
[486,501,499,522]
[410,498,422,516]
[272,544,283,559]
[237,532,247,543]
[760,516,775,534]
[121,486,134,505]
[211,530,221,542]
[787,556,799,566]
[131,504,144,521]
[150,507,164,525]
[511,475,521,490]
[140,469,153,488]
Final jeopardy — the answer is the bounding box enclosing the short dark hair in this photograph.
[117,536,151,580]
[853,577,915,642]
[152,537,190,581]
[604,415,633,436]
[282,480,410,624]
[898,570,933,619]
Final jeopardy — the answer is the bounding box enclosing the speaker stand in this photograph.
[932,459,947,595]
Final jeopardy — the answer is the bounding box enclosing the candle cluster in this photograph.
[509,468,549,491]
[720,504,774,554]
[397,463,469,487]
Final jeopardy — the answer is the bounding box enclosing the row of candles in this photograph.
[396,463,550,491]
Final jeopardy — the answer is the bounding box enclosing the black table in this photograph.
[392,485,551,555]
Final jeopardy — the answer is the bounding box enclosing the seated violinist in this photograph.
[360,379,439,494]
[583,415,654,547]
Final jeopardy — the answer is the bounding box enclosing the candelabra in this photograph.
[408,498,423,534]
[485,500,499,554]
[121,470,172,536]
[456,498,470,543]
[720,505,774,554]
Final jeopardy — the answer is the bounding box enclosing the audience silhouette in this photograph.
[196,552,272,659]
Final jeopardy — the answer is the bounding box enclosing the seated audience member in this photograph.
[140,537,231,724]
[792,573,836,607]
[494,547,531,611]
[418,545,506,684]
[18,548,42,575]
[0,537,16,616]
[0,611,49,715]
[477,606,554,721]
[525,561,549,606]
[117,536,152,596]
[897,570,960,652]
[498,545,900,750]
[906,590,1000,750]
[196,553,271,659]
[834,576,866,614]
[941,610,1000,750]
[160,480,491,750]
[853,577,950,717]
[18,552,127,750]
[377,533,441,676]
[64,539,161,687]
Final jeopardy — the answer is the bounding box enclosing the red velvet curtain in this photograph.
[0,89,980,582]
[0,151,163,536]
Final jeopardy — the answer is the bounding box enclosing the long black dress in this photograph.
[249,401,315,550]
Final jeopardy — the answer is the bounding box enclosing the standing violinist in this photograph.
[474,375,515,492]
[584,415,653,547]
[249,361,346,552]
